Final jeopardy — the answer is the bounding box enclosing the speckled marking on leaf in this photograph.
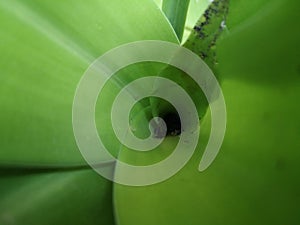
[184,0,229,70]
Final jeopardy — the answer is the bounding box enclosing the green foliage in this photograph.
[114,0,300,224]
[162,0,190,42]
[0,0,177,224]
[1,0,300,225]
[0,168,114,225]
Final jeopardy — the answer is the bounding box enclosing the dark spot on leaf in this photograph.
[184,0,229,68]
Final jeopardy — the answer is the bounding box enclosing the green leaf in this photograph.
[162,0,190,42]
[184,0,229,70]
[150,0,230,121]
[0,168,114,225]
[0,0,178,167]
[114,0,300,224]
[0,1,179,224]
[182,0,211,42]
